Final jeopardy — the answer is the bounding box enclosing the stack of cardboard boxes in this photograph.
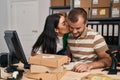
[80,0,110,18]
[80,0,120,18]
[26,54,68,80]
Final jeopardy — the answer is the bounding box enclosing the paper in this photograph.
[113,0,119,3]
[99,9,106,15]
[74,0,80,7]
[112,8,119,17]
[63,62,83,70]
[92,9,97,15]
[42,55,55,58]
[93,0,98,4]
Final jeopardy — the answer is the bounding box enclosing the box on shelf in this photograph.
[91,7,109,18]
[51,0,64,7]
[29,54,68,67]
[80,0,91,7]
[51,0,70,7]
[112,0,120,7]
[92,0,110,7]
[30,65,64,73]
[112,7,120,17]
[25,69,67,80]
[66,0,70,6]
[82,7,90,18]
[80,0,110,8]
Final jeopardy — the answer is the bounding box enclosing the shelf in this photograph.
[49,6,71,14]
[88,18,120,22]
[50,6,70,9]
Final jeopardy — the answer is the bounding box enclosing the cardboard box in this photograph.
[51,0,70,7]
[92,0,110,7]
[66,0,70,6]
[82,7,90,18]
[30,65,64,73]
[80,0,110,8]
[91,7,109,18]
[80,0,91,7]
[112,7,120,17]
[51,0,64,7]
[112,0,120,7]
[25,69,67,80]
[29,54,68,67]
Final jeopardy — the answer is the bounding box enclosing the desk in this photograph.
[1,63,120,80]
[60,69,120,80]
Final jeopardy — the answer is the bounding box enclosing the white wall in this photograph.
[0,0,9,52]
[38,0,50,33]
[0,0,50,53]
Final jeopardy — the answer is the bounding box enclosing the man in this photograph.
[67,8,111,72]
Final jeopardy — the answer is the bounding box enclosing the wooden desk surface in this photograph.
[1,63,120,80]
[23,68,120,80]
[60,69,120,80]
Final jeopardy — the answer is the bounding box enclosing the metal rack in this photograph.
[88,18,120,50]
[49,0,120,50]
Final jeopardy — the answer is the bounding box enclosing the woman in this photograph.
[31,13,69,55]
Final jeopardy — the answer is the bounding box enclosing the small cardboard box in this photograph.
[80,0,91,7]
[92,0,110,7]
[51,0,64,7]
[91,7,109,18]
[82,7,90,18]
[80,0,110,8]
[51,0,70,7]
[25,69,67,80]
[66,0,70,6]
[30,65,64,73]
[29,54,68,67]
[112,0,120,7]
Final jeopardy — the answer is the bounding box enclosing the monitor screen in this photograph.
[4,30,30,71]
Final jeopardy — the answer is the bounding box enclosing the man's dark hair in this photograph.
[68,8,87,23]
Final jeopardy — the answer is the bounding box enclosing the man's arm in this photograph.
[72,51,112,72]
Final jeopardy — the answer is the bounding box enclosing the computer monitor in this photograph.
[4,30,30,72]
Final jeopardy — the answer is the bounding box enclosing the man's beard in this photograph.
[73,32,82,38]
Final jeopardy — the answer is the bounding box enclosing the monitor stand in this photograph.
[6,53,18,73]
[6,65,18,73]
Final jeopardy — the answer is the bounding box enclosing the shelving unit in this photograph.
[50,0,120,18]
[49,0,120,49]
[88,18,120,50]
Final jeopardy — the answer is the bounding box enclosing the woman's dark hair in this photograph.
[32,13,63,54]
[68,8,87,23]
